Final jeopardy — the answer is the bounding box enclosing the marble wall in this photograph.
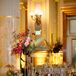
[0,0,20,75]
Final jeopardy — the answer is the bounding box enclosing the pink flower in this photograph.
[24,41,30,47]
[26,37,31,42]
[24,37,31,47]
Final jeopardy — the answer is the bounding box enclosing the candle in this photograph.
[51,33,53,45]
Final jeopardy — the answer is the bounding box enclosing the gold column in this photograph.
[20,0,27,32]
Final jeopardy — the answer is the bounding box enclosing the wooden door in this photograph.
[62,6,76,65]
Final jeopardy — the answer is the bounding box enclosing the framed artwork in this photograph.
[62,6,76,62]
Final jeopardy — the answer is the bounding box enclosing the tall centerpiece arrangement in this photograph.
[11,30,49,75]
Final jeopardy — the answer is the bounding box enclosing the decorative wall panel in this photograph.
[0,16,20,75]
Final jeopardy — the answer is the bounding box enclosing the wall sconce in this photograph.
[30,8,43,36]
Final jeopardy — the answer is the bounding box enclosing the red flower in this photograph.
[12,42,23,55]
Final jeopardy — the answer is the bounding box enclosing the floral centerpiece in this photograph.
[12,31,33,55]
[12,30,48,55]
[11,30,63,75]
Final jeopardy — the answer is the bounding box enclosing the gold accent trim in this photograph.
[0,16,20,18]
